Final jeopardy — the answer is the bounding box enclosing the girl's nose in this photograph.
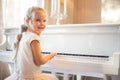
[40,21,44,25]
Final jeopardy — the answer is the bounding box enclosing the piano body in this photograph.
[0,23,120,80]
[40,23,120,80]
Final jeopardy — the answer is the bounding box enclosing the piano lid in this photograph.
[40,23,120,56]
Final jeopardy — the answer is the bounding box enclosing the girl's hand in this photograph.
[51,52,57,57]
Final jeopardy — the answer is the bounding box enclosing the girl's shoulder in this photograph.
[23,32,39,37]
[23,32,40,42]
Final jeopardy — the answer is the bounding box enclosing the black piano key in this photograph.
[42,52,109,58]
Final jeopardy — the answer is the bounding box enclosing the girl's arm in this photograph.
[30,40,57,66]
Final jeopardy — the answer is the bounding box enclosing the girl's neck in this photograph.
[27,29,41,36]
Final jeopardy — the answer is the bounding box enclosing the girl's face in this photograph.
[28,11,47,35]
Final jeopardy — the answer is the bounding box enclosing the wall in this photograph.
[73,0,101,23]
[44,0,101,24]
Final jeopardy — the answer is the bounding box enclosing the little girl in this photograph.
[5,6,58,80]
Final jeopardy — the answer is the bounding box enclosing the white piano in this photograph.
[0,23,120,80]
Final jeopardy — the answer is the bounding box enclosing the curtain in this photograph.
[0,0,3,45]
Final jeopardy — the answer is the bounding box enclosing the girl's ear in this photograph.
[26,19,33,25]
[26,19,29,24]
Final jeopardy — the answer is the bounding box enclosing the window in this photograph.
[102,0,120,23]
[2,0,37,28]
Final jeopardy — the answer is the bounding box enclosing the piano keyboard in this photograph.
[42,52,111,64]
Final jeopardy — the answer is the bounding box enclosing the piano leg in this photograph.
[103,75,112,80]
[8,62,14,74]
[76,74,82,80]
[63,73,69,80]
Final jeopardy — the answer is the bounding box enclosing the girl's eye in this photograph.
[35,19,46,22]
[43,20,46,22]
[36,19,40,21]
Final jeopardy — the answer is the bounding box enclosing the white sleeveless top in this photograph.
[15,32,41,78]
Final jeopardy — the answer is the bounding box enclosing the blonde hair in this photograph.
[13,6,46,62]
[13,24,27,61]
[25,6,46,20]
